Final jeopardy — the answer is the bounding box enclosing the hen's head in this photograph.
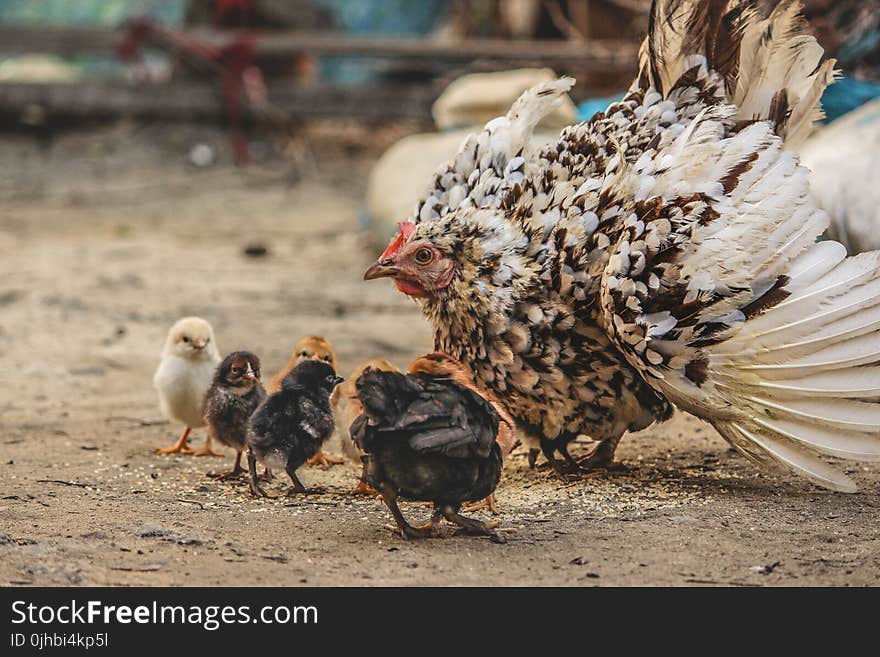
[363,210,532,305]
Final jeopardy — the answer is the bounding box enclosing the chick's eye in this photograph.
[414,247,434,265]
[322,355,330,362]
[300,350,308,357]
[182,336,189,343]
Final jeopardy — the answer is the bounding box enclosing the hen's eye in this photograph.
[231,367,240,374]
[414,247,434,265]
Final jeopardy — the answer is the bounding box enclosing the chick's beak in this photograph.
[363,259,398,281]
[191,339,206,350]
[334,376,345,387]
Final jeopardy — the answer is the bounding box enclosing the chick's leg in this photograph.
[306,450,344,468]
[191,430,225,457]
[378,484,434,540]
[248,449,273,498]
[208,450,246,480]
[285,462,325,496]
[440,505,505,544]
[462,493,499,515]
[156,426,195,455]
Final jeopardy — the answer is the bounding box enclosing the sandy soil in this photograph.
[1,123,878,587]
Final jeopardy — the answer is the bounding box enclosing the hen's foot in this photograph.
[577,442,624,471]
[306,450,343,468]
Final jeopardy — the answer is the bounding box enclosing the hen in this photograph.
[351,364,504,542]
[365,0,880,491]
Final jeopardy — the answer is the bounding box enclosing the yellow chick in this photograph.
[153,317,222,456]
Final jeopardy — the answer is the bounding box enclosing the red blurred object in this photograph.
[117,15,267,163]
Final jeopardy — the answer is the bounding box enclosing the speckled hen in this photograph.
[365,0,880,491]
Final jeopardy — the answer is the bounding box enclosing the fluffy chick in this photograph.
[268,335,343,468]
[333,358,399,495]
[351,364,504,543]
[407,352,517,514]
[154,317,222,456]
[247,359,343,497]
[203,351,267,480]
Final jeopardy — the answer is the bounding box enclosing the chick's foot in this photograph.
[207,451,245,480]
[306,450,344,468]
[462,493,499,515]
[191,433,225,457]
[440,505,505,544]
[156,427,195,455]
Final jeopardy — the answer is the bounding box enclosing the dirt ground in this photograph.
[1,122,878,587]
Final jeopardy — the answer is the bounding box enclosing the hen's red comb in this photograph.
[379,221,415,260]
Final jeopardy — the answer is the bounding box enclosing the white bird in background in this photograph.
[365,0,880,492]
[153,316,222,456]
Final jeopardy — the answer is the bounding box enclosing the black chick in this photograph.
[247,359,342,497]
[203,350,267,480]
[351,367,504,543]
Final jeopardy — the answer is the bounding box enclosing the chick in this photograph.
[268,335,343,468]
[351,360,505,543]
[154,317,222,456]
[247,359,343,497]
[332,358,399,495]
[407,352,517,514]
[203,351,267,480]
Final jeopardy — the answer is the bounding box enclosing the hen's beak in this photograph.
[363,259,398,281]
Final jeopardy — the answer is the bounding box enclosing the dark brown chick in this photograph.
[268,335,343,468]
[407,352,517,514]
[351,360,505,543]
[203,351,266,480]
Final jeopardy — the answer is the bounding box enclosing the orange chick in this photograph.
[333,358,399,495]
[268,335,343,467]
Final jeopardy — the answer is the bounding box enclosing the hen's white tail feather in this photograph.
[638,0,836,146]
[702,240,880,491]
[752,417,880,462]
[721,422,857,492]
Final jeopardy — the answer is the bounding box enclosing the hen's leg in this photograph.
[462,493,499,515]
[578,432,625,470]
[156,426,194,455]
[247,449,272,498]
[208,450,246,480]
[440,505,505,544]
[306,450,343,468]
[192,430,225,457]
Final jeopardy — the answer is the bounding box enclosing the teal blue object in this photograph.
[821,75,880,123]
[311,0,450,83]
[576,94,623,122]
[0,0,184,26]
